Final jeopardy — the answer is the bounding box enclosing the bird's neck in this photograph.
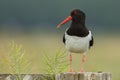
[67,23,89,37]
[71,22,86,29]
[71,21,85,26]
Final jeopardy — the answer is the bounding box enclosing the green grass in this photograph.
[0,34,120,80]
[3,40,31,80]
[9,40,31,74]
[43,49,69,74]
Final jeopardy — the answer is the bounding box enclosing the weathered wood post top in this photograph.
[56,72,112,80]
[0,72,111,80]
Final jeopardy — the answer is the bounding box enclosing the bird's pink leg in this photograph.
[69,53,73,72]
[80,54,86,72]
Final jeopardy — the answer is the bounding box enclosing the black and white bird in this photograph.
[57,9,94,72]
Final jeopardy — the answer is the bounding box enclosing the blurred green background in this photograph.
[0,0,120,80]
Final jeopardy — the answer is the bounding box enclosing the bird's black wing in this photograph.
[89,36,94,48]
[63,34,66,44]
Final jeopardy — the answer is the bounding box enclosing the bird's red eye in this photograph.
[74,11,77,14]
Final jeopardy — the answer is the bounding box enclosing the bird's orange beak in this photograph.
[57,16,72,28]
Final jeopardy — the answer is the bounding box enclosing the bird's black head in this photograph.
[57,9,86,28]
[70,9,86,24]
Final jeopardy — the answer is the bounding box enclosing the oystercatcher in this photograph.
[57,9,94,72]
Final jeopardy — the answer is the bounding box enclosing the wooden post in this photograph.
[55,72,112,80]
[0,72,111,80]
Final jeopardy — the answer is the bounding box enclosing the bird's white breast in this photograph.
[65,31,92,53]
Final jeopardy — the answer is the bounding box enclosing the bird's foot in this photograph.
[69,68,76,72]
[70,69,73,72]
[69,68,74,72]
[80,68,84,72]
